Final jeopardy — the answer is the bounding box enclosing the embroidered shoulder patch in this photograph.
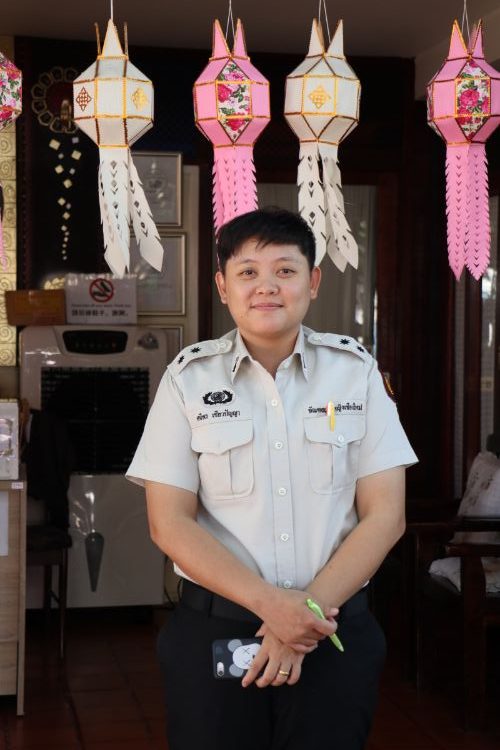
[307,332,371,363]
[379,368,396,403]
[169,338,232,375]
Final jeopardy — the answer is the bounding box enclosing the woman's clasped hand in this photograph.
[242,589,339,688]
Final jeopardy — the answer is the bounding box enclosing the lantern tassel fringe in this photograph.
[321,148,358,271]
[99,151,130,278]
[213,146,258,235]
[298,142,358,270]
[128,158,164,272]
[214,150,233,234]
[98,149,164,278]
[445,146,466,280]
[445,144,490,281]
[212,163,224,237]
[465,144,490,280]
[235,149,257,219]
[298,142,327,265]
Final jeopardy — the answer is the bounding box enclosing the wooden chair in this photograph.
[405,512,500,728]
[22,407,74,660]
[26,522,72,659]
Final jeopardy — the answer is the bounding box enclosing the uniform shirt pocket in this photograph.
[304,416,366,494]
[191,420,254,500]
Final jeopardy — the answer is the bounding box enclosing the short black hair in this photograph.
[217,207,316,273]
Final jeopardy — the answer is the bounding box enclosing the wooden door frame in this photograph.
[460,193,500,486]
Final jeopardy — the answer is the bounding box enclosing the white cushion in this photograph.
[429,451,500,592]
[429,556,500,593]
[454,451,500,544]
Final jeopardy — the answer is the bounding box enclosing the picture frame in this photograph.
[131,233,186,316]
[132,151,182,226]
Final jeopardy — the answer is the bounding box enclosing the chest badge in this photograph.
[203,389,234,406]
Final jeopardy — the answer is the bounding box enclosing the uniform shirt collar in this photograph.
[230,331,251,383]
[230,326,309,382]
[293,326,309,381]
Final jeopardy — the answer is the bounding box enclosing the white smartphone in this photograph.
[212,637,262,679]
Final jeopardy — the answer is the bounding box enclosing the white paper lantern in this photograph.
[285,19,360,269]
[73,19,162,277]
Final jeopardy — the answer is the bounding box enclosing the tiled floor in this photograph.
[1,609,167,750]
[0,606,499,750]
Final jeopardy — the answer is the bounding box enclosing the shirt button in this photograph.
[280,533,289,542]
[283,580,293,589]
[310,334,322,342]
[277,487,287,496]
[282,361,290,369]
[337,434,345,443]
[271,399,279,407]
[274,441,283,450]
[218,340,229,352]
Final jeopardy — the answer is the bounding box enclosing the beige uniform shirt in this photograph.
[127,326,417,590]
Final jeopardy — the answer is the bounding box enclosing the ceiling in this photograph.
[2,0,500,96]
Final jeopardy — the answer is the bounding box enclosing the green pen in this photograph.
[306,598,344,653]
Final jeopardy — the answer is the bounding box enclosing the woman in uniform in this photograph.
[127,207,417,750]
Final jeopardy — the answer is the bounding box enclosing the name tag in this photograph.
[195,408,242,423]
[187,401,251,427]
[335,400,365,415]
[306,400,365,416]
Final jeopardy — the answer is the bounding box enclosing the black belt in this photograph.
[180,580,369,624]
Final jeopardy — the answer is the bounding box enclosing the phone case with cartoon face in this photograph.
[212,638,262,679]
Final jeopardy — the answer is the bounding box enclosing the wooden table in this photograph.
[0,471,26,715]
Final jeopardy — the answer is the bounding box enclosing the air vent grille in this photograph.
[41,367,149,474]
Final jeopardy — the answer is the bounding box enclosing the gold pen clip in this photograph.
[327,401,335,432]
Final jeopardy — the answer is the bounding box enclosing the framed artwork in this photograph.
[132,151,182,226]
[131,233,186,315]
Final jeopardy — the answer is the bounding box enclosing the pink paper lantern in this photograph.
[0,51,22,269]
[0,52,21,128]
[427,20,500,280]
[193,19,270,233]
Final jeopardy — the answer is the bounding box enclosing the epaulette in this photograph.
[307,332,372,363]
[169,337,233,375]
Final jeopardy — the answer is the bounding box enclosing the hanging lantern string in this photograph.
[461,0,470,44]
[318,0,331,44]
[110,0,114,20]
[225,0,235,45]
[95,22,102,54]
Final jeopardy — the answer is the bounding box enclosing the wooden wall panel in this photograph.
[0,643,17,695]
[0,492,20,641]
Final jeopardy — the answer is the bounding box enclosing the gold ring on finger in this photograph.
[278,669,290,677]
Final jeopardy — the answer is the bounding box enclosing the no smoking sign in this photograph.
[65,274,137,324]
[89,278,115,303]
